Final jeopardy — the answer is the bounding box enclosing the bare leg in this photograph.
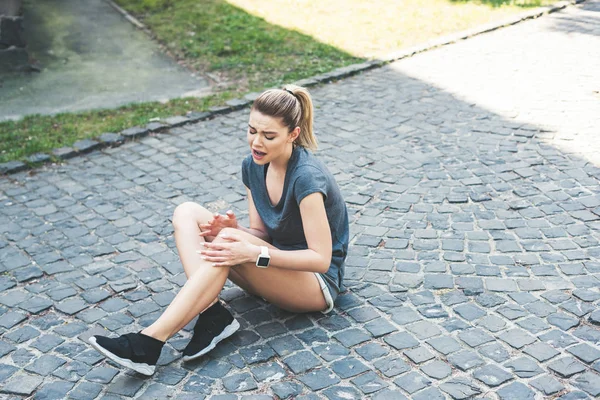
[141,203,327,342]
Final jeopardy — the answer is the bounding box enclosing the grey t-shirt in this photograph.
[241,146,349,300]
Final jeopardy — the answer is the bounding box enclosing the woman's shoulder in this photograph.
[293,148,330,176]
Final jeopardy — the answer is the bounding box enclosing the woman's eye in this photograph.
[249,130,256,135]
[265,136,275,141]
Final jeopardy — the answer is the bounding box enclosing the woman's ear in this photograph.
[289,127,300,143]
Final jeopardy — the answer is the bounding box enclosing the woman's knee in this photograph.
[213,227,244,242]
[172,202,210,230]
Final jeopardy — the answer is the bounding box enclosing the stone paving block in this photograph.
[0,340,16,357]
[548,312,580,331]
[498,328,536,349]
[458,328,494,348]
[350,371,388,394]
[183,374,214,395]
[427,336,462,355]
[298,368,340,391]
[441,317,470,333]
[371,388,409,400]
[523,342,560,362]
[322,385,362,400]
[497,382,535,400]
[0,363,18,382]
[530,374,565,396]
[271,381,303,399]
[69,381,104,400]
[439,377,482,399]
[454,303,486,321]
[373,356,411,377]
[390,306,421,325]
[4,325,40,343]
[478,342,511,363]
[330,357,370,379]
[283,350,321,374]
[250,362,286,382]
[476,315,507,333]
[548,356,588,378]
[313,342,350,362]
[573,371,600,397]
[86,366,119,383]
[566,343,600,364]
[504,356,544,378]
[447,350,485,371]
[240,344,276,365]
[405,320,442,339]
[1,372,44,396]
[496,304,528,320]
[473,364,513,387]
[393,371,431,394]
[539,330,577,347]
[333,328,371,347]
[572,326,600,344]
[34,381,75,399]
[420,360,452,380]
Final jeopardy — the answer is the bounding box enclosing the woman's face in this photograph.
[247,110,298,165]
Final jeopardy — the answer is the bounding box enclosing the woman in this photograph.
[89,85,349,376]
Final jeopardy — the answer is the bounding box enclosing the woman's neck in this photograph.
[269,144,295,173]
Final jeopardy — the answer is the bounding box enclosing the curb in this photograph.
[0,0,587,176]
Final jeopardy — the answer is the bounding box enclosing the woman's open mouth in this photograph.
[252,149,266,160]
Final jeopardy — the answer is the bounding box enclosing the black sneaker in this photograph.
[88,332,164,376]
[183,301,240,362]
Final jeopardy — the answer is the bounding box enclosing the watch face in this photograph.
[257,256,270,267]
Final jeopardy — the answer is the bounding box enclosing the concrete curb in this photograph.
[0,0,587,176]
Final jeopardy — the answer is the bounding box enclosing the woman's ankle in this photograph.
[140,327,169,342]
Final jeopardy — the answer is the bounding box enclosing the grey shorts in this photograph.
[315,273,335,313]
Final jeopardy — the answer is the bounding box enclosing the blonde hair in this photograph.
[251,85,317,150]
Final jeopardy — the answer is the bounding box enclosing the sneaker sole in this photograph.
[88,336,156,376]
[183,319,240,362]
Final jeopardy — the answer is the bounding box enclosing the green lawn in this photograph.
[1,0,556,165]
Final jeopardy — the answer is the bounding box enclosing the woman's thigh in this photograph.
[218,228,327,313]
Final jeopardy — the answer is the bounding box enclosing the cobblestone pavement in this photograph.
[1,2,600,399]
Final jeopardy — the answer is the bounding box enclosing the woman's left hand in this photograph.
[197,233,260,267]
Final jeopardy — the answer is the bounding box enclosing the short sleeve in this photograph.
[241,155,252,188]
[293,166,328,204]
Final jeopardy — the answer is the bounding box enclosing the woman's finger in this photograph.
[202,242,231,250]
[197,248,231,256]
[219,233,241,242]
[202,256,230,263]
[198,230,213,237]
[212,262,233,267]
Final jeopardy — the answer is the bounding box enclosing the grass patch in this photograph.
[0,94,230,164]
[226,0,557,58]
[114,0,361,91]
[2,0,558,164]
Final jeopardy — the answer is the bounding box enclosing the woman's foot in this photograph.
[183,301,240,361]
[89,332,164,376]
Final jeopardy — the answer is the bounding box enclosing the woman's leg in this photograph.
[140,202,224,341]
[141,203,327,342]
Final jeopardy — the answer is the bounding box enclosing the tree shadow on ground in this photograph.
[546,0,600,37]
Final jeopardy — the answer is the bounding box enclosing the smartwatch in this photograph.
[256,246,270,268]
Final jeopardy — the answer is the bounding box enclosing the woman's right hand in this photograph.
[199,210,238,238]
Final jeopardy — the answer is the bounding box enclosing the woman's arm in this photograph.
[267,192,332,273]
[238,188,270,242]
[201,192,332,274]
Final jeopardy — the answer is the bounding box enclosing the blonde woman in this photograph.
[89,85,349,376]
